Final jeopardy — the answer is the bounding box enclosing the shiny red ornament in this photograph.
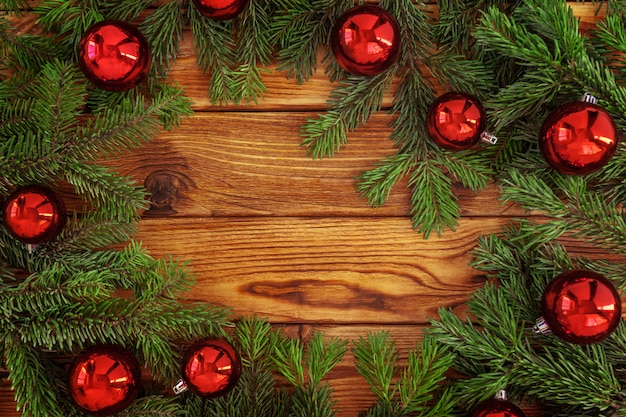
[77,20,151,91]
[539,101,618,175]
[471,397,526,417]
[538,270,622,345]
[67,344,141,416]
[191,0,249,20]
[426,92,487,151]
[331,5,401,76]
[181,338,241,398]
[3,185,66,245]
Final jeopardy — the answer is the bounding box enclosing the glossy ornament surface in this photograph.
[541,270,621,344]
[191,0,249,20]
[77,20,151,91]
[471,398,526,417]
[427,92,486,151]
[539,102,618,175]
[182,338,241,398]
[3,185,66,244]
[67,344,141,416]
[331,5,401,76]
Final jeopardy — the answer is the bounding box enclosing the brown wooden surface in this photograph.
[0,3,617,416]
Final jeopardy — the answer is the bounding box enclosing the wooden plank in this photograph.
[84,112,524,218]
[133,216,625,324]
[132,216,506,323]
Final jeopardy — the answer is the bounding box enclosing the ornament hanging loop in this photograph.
[582,92,597,104]
[173,379,188,395]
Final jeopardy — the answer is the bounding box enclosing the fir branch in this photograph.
[500,170,626,254]
[305,333,347,386]
[289,384,339,417]
[387,71,434,156]
[302,72,395,158]
[118,396,187,417]
[43,211,138,254]
[136,333,179,382]
[4,341,66,417]
[355,332,457,416]
[0,20,58,72]
[188,4,237,104]
[0,269,116,316]
[499,168,568,216]
[273,330,345,417]
[30,60,86,146]
[63,164,146,223]
[433,151,492,192]
[272,335,306,387]
[0,0,29,14]
[101,0,158,22]
[397,336,455,414]
[209,319,285,417]
[357,153,417,208]
[408,160,459,238]
[38,242,155,287]
[270,0,349,84]
[231,0,274,104]
[34,0,103,54]
[512,344,622,413]
[352,332,399,403]
[139,1,185,77]
[207,365,280,417]
[235,316,275,363]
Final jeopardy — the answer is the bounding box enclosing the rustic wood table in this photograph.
[0,3,615,416]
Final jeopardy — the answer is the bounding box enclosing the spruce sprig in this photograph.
[353,332,456,417]
[301,71,396,159]
[272,331,347,417]
[270,0,347,84]
[139,0,185,77]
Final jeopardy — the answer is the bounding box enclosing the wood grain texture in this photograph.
[0,3,618,417]
[132,216,503,323]
[91,112,525,218]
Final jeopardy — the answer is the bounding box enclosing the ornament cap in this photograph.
[480,130,498,145]
[582,92,597,104]
[533,316,552,335]
[172,379,188,395]
[495,389,508,400]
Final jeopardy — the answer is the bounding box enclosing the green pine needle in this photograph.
[408,160,459,238]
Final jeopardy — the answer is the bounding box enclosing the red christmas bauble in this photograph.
[181,338,241,398]
[541,270,622,344]
[471,398,526,417]
[539,101,618,175]
[191,0,249,20]
[3,185,66,245]
[77,20,151,92]
[330,5,401,76]
[67,344,141,416]
[426,92,487,151]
